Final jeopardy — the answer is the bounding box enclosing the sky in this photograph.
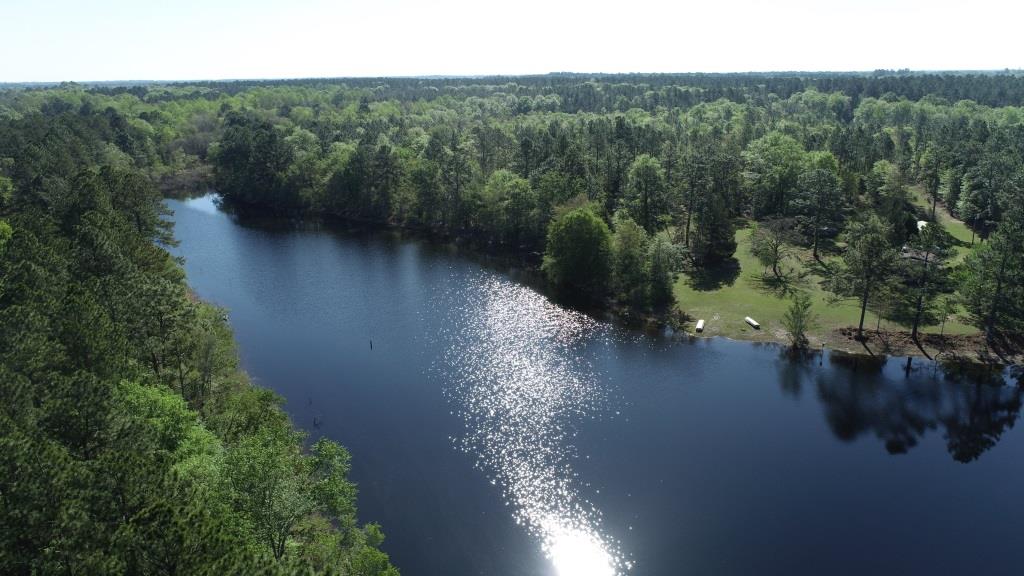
[2,0,1021,82]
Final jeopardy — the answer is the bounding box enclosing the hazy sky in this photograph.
[2,0,1021,81]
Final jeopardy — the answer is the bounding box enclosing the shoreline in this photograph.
[671,326,1019,366]
[173,192,1018,367]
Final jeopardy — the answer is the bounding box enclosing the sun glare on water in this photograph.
[434,274,628,575]
[545,522,617,576]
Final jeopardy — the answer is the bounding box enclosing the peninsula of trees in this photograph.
[0,88,397,573]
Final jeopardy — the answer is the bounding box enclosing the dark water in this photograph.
[167,195,1024,576]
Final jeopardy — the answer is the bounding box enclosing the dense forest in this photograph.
[4,72,1012,346]
[3,74,1023,342]
[0,93,398,572]
[2,70,1024,569]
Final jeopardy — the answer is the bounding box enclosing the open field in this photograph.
[673,220,979,356]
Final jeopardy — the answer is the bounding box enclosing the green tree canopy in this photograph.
[624,154,670,233]
[961,204,1024,339]
[610,211,649,306]
[743,131,806,218]
[542,206,612,302]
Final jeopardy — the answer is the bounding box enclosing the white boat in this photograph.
[744,316,761,329]
[695,319,705,333]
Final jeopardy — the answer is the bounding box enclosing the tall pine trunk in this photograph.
[857,281,870,339]
[911,251,932,341]
[985,252,1009,341]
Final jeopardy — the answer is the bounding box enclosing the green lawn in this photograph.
[907,184,976,263]
[673,224,978,347]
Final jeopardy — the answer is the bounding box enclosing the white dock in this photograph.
[744,316,761,329]
[695,319,705,333]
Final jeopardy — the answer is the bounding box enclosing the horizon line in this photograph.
[3,68,1023,86]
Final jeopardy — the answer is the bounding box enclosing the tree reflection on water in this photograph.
[809,351,1022,462]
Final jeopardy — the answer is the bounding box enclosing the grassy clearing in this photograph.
[673,223,978,350]
[907,184,977,263]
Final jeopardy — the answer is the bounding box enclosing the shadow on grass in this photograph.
[749,268,811,298]
[951,236,975,253]
[804,236,842,265]
[686,257,741,291]
[805,254,837,279]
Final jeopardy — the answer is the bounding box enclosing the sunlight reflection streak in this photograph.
[435,274,628,575]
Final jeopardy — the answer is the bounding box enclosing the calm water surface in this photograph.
[168,195,1024,576]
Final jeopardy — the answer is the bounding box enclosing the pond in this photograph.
[168,195,1024,576]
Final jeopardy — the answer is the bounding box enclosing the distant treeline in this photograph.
[58,70,1024,109]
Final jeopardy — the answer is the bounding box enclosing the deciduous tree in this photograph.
[542,206,612,302]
